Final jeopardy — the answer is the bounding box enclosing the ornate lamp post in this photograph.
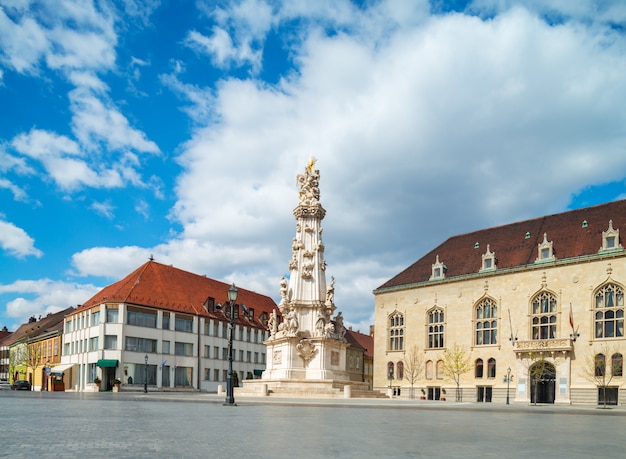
[224,283,238,406]
[504,367,514,405]
[144,354,148,393]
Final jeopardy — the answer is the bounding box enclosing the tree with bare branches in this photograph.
[583,344,622,408]
[403,345,424,399]
[440,344,472,402]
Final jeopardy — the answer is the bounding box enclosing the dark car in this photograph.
[11,380,31,390]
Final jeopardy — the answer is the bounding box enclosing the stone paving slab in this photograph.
[1,391,624,458]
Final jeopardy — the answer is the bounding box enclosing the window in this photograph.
[162,340,170,354]
[204,368,211,380]
[599,220,622,253]
[480,245,496,272]
[90,310,100,326]
[214,369,220,381]
[174,342,193,356]
[388,312,405,351]
[204,321,211,335]
[397,361,404,380]
[475,359,484,378]
[162,313,170,330]
[104,335,117,350]
[428,308,445,348]
[175,367,192,387]
[247,351,252,363]
[612,353,623,377]
[127,308,157,328]
[436,360,444,380]
[125,336,157,353]
[598,387,619,406]
[430,255,446,280]
[204,345,210,358]
[595,283,625,338]
[387,362,394,380]
[247,328,252,342]
[106,307,118,323]
[535,233,555,262]
[87,363,97,383]
[487,358,496,378]
[475,298,498,345]
[213,322,219,336]
[222,348,228,360]
[595,354,606,377]
[54,341,59,356]
[254,330,259,343]
[426,360,433,379]
[259,312,268,326]
[239,350,244,362]
[254,352,259,364]
[531,291,557,340]
[175,316,193,333]
[477,386,492,403]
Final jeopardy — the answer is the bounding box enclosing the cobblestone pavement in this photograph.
[1,391,624,458]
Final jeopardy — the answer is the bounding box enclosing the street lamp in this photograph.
[225,283,238,406]
[504,367,514,405]
[144,354,148,394]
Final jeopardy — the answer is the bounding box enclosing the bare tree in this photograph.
[440,344,472,402]
[583,345,622,408]
[526,352,554,406]
[403,345,424,399]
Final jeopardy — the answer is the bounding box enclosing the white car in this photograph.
[0,381,11,390]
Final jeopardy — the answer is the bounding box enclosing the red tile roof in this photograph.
[72,260,279,328]
[377,199,626,290]
[0,307,74,346]
[345,328,374,358]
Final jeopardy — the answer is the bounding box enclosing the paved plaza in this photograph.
[1,391,624,458]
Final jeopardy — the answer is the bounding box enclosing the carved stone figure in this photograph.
[334,311,346,340]
[296,158,321,206]
[285,308,299,336]
[315,310,326,337]
[326,276,335,305]
[268,309,278,338]
[279,277,288,305]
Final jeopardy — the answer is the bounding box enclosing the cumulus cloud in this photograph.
[0,220,43,258]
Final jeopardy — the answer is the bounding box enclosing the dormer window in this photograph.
[480,245,497,272]
[599,220,623,253]
[535,233,555,263]
[430,255,447,280]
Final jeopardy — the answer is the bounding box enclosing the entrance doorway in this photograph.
[530,361,556,404]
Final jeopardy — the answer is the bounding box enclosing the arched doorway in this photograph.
[530,361,556,404]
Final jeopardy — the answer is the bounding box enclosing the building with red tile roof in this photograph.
[60,259,279,392]
[374,200,626,405]
[345,327,374,389]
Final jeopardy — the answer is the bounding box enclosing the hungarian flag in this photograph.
[569,303,575,330]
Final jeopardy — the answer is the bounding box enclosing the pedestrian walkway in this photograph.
[1,391,624,458]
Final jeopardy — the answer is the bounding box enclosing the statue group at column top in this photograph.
[297,157,320,206]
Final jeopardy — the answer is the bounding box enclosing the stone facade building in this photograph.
[374,200,626,405]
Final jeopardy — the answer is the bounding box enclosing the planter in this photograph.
[113,384,120,393]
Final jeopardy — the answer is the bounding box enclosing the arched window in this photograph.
[594,284,625,338]
[612,353,623,377]
[487,358,496,378]
[436,360,444,380]
[387,361,395,380]
[425,360,434,380]
[475,298,498,345]
[388,312,405,351]
[595,354,606,377]
[475,358,484,378]
[428,308,445,349]
[397,361,404,380]
[531,291,557,340]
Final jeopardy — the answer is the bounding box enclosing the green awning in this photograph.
[97,359,118,368]
[253,369,264,376]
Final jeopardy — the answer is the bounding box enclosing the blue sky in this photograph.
[1,0,626,332]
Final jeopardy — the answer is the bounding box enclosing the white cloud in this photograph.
[91,200,115,219]
[0,178,28,202]
[0,220,43,258]
[0,278,100,327]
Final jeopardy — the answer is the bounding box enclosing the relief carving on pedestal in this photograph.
[296,339,317,364]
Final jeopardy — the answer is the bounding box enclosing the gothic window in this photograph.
[531,291,557,340]
[612,353,623,377]
[387,362,395,380]
[436,360,444,380]
[388,312,405,351]
[425,360,434,379]
[475,359,484,378]
[475,298,498,345]
[397,361,404,380]
[487,358,496,378]
[594,283,625,339]
[595,354,606,377]
[428,308,445,349]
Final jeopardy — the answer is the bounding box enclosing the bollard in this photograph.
[344,384,352,399]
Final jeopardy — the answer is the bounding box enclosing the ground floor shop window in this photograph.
[175,366,192,387]
[598,387,618,406]
[476,386,492,402]
[427,387,441,400]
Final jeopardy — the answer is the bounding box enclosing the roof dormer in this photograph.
[535,233,555,263]
[430,255,447,280]
[480,244,497,272]
[599,220,623,253]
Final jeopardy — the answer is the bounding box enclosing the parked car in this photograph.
[11,380,31,390]
[0,381,11,390]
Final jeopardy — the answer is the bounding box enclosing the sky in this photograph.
[1,0,626,333]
